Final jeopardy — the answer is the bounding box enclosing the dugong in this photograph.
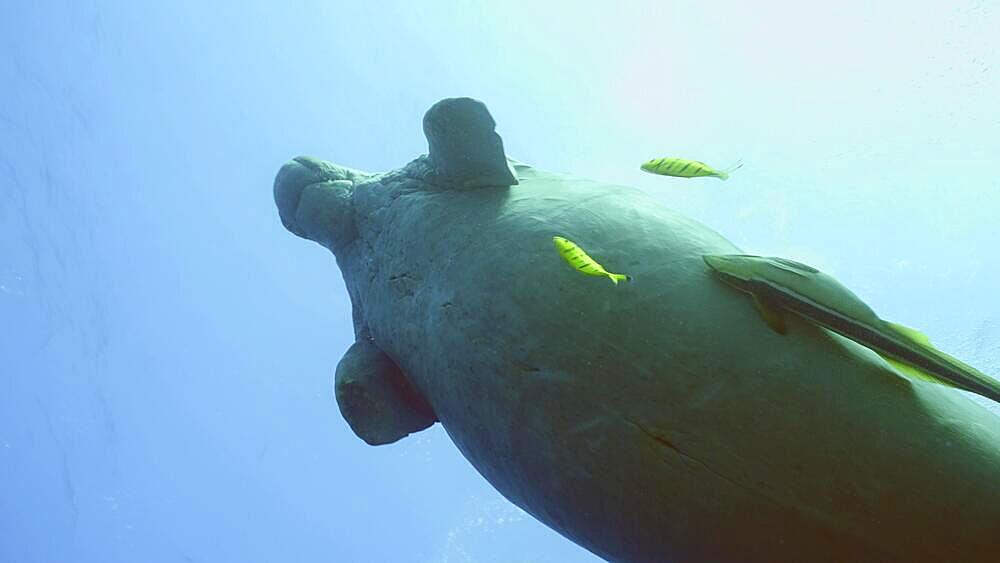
[273,97,1000,562]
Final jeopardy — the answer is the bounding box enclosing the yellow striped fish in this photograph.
[640,157,742,180]
[552,236,632,285]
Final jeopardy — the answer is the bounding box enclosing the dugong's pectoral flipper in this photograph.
[335,340,438,445]
[421,97,518,188]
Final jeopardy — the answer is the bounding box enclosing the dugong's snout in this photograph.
[274,156,363,252]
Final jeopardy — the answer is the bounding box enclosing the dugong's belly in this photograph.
[361,168,1000,562]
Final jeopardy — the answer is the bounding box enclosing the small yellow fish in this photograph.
[640,157,742,180]
[552,236,631,285]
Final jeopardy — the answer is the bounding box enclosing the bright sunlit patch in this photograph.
[0,273,25,296]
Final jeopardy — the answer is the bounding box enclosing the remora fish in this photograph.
[640,157,742,180]
[703,253,1000,403]
[553,236,632,285]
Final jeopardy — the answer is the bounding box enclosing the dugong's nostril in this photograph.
[291,156,359,183]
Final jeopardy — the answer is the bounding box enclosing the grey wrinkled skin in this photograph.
[274,97,1000,563]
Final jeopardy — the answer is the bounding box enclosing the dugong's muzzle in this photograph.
[273,155,362,253]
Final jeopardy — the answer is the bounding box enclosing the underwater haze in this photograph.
[2,1,998,562]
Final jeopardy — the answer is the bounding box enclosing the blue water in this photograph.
[1,2,997,561]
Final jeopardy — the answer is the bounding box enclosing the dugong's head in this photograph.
[273,97,518,258]
[273,155,362,254]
